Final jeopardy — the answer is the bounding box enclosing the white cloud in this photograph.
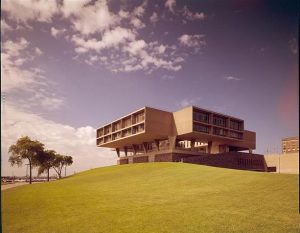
[182,6,206,21]
[178,97,201,108]
[2,37,29,57]
[1,19,13,33]
[51,27,66,38]
[2,0,59,23]
[35,47,43,56]
[72,27,136,52]
[118,10,130,19]
[165,0,176,13]
[133,2,147,17]
[64,0,118,35]
[126,40,147,55]
[130,17,146,29]
[178,34,206,48]
[155,45,166,54]
[150,12,159,24]
[224,76,241,81]
[60,0,91,17]
[2,37,64,112]
[2,103,116,176]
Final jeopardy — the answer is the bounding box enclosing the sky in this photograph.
[1,0,299,176]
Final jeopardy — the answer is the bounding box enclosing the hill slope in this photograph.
[2,163,299,233]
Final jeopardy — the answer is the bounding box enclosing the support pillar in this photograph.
[142,142,148,154]
[124,146,128,157]
[208,141,212,154]
[191,139,195,148]
[116,148,120,157]
[154,139,160,151]
[132,144,137,155]
[249,149,253,154]
[168,136,177,149]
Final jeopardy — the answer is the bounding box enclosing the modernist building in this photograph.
[96,106,267,171]
[282,137,299,154]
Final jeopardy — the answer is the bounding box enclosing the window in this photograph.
[133,111,145,124]
[104,125,111,135]
[97,129,103,137]
[193,111,209,123]
[230,120,243,131]
[213,116,227,127]
[193,124,209,133]
[229,131,243,139]
[213,127,227,136]
[122,117,131,128]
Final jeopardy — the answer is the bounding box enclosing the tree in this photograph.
[36,149,56,182]
[8,136,44,184]
[63,156,73,177]
[52,154,73,179]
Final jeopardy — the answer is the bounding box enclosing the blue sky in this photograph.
[1,0,299,176]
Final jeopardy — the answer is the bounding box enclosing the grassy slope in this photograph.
[2,163,299,233]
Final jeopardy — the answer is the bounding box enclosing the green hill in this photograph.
[2,163,299,233]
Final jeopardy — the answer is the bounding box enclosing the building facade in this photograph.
[96,106,267,171]
[282,137,299,154]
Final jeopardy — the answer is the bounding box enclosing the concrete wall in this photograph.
[264,153,299,174]
[172,106,193,135]
[145,107,173,137]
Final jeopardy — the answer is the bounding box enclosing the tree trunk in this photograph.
[29,162,32,184]
[47,168,50,182]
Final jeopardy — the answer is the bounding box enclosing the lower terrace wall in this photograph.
[118,151,268,172]
[182,152,267,172]
[133,156,149,163]
[264,153,299,174]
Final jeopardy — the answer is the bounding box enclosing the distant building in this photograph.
[96,106,267,172]
[264,136,299,174]
[282,137,299,154]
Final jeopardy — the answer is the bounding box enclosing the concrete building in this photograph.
[282,137,299,154]
[96,106,267,171]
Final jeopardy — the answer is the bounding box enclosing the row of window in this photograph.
[193,123,243,139]
[97,123,145,145]
[193,111,243,130]
[97,112,145,137]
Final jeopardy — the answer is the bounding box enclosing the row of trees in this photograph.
[8,136,73,184]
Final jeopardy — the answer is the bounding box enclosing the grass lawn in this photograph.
[2,162,299,233]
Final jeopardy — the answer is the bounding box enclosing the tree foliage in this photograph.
[51,155,73,179]
[8,136,45,184]
[9,136,74,182]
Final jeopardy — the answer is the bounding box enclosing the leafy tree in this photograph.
[52,154,73,179]
[36,149,56,182]
[63,156,73,177]
[8,136,44,184]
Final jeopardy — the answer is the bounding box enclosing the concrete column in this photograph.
[226,146,229,152]
[132,144,137,155]
[124,146,128,157]
[116,148,120,157]
[208,141,212,154]
[142,142,148,154]
[154,139,160,151]
[168,136,177,149]
[191,139,195,148]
